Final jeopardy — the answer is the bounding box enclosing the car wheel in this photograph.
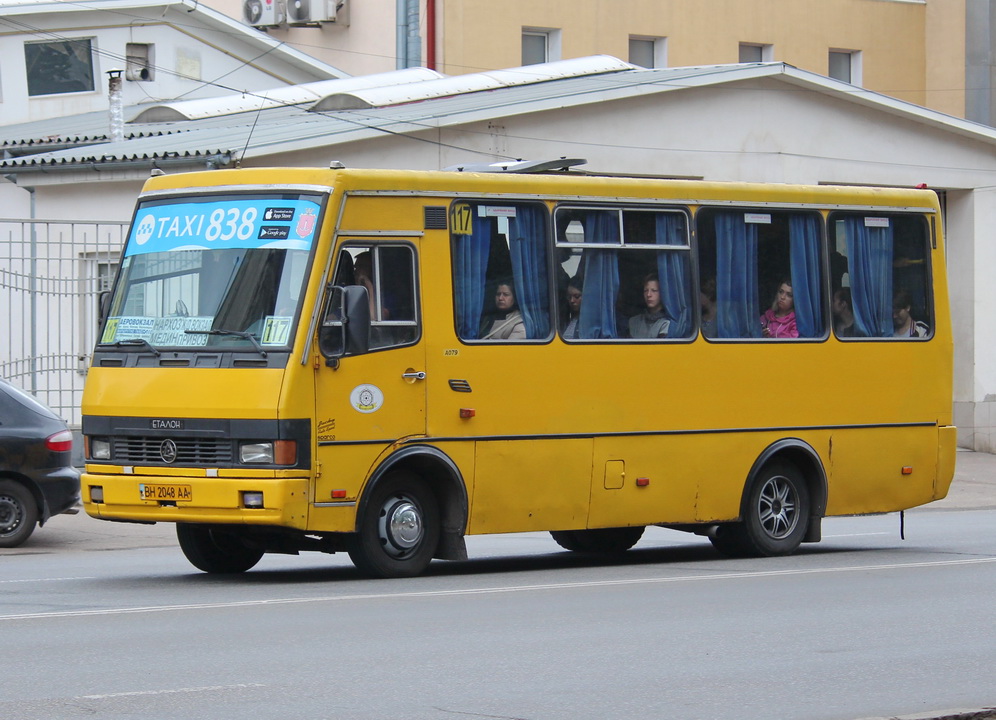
[0,480,38,548]
[176,523,264,573]
[348,472,440,578]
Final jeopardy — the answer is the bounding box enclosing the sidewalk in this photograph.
[926,448,996,511]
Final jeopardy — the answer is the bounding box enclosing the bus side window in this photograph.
[829,213,932,340]
[451,201,551,342]
[554,208,694,341]
[697,209,823,340]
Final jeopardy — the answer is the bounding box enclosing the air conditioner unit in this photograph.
[243,0,286,27]
[286,0,337,24]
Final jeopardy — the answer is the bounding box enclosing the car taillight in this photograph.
[46,430,74,452]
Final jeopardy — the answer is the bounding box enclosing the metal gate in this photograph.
[1,218,128,427]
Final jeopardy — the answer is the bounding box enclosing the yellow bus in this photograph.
[81,166,956,577]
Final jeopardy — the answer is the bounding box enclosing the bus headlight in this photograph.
[240,440,296,465]
[90,437,111,460]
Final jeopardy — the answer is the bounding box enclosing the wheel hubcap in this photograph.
[0,495,23,535]
[378,495,423,558]
[757,475,799,540]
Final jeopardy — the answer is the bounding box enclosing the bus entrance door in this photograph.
[311,241,426,522]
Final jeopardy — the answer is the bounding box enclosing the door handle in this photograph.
[402,370,426,381]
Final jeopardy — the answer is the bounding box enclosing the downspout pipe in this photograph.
[406,0,421,69]
[426,0,436,69]
[396,0,407,69]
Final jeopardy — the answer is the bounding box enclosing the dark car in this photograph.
[0,379,80,547]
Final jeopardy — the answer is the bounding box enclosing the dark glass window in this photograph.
[25,39,95,96]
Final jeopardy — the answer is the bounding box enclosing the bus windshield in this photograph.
[99,192,323,350]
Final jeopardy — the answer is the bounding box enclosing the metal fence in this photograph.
[1,218,128,427]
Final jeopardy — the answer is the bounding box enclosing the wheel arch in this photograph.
[743,438,827,543]
[357,444,468,561]
[0,472,47,524]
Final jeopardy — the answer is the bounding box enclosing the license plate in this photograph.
[139,483,192,501]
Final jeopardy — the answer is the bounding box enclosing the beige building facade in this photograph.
[212,0,974,121]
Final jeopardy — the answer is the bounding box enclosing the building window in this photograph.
[629,36,667,69]
[522,28,561,66]
[125,43,154,82]
[24,38,96,96]
[829,50,862,85]
[739,43,773,63]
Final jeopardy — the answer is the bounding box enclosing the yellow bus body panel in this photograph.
[82,167,956,546]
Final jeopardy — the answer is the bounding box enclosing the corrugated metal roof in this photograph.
[5,61,996,174]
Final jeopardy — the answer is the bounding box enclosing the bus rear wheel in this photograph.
[551,526,645,553]
[709,460,810,558]
[176,524,264,574]
[348,473,440,578]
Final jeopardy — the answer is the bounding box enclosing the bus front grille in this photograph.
[112,436,234,465]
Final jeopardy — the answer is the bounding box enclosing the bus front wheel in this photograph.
[710,460,810,558]
[551,526,645,553]
[348,473,440,578]
[176,524,264,573]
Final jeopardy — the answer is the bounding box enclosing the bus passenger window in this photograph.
[829,213,932,340]
[554,207,693,341]
[450,201,551,342]
[696,209,824,340]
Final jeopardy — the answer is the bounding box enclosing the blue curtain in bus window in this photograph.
[508,207,550,339]
[578,211,620,339]
[715,213,761,338]
[453,212,492,339]
[654,213,692,338]
[843,216,893,337]
[788,214,822,338]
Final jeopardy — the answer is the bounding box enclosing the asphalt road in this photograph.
[2,449,994,720]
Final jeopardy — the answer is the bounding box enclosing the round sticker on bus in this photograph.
[350,384,384,413]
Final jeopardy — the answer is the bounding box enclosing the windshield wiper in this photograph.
[101,338,161,357]
[184,329,268,358]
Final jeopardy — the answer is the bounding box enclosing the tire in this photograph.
[709,460,810,558]
[176,524,264,574]
[0,480,38,548]
[550,526,645,554]
[348,472,440,578]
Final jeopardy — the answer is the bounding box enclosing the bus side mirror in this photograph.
[97,290,111,325]
[319,285,370,365]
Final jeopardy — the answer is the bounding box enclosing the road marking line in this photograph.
[2,556,994,622]
[82,684,265,700]
[0,577,96,584]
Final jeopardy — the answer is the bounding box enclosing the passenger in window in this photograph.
[352,251,379,319]
[832,287,856,337]
[760,278,799,339]
[482,281,526,340]
[628,273,670,339]
[892,290,929,338]
[562,279,582,339]
[700,276,718,339]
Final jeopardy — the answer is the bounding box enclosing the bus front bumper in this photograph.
[81,469,310,529]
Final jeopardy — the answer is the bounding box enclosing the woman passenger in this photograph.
[482,281,526,340]
[760,278,799,338]
[628,273,670,339]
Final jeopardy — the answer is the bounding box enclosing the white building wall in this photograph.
[11,75,996,449]
[0,9,340,126]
